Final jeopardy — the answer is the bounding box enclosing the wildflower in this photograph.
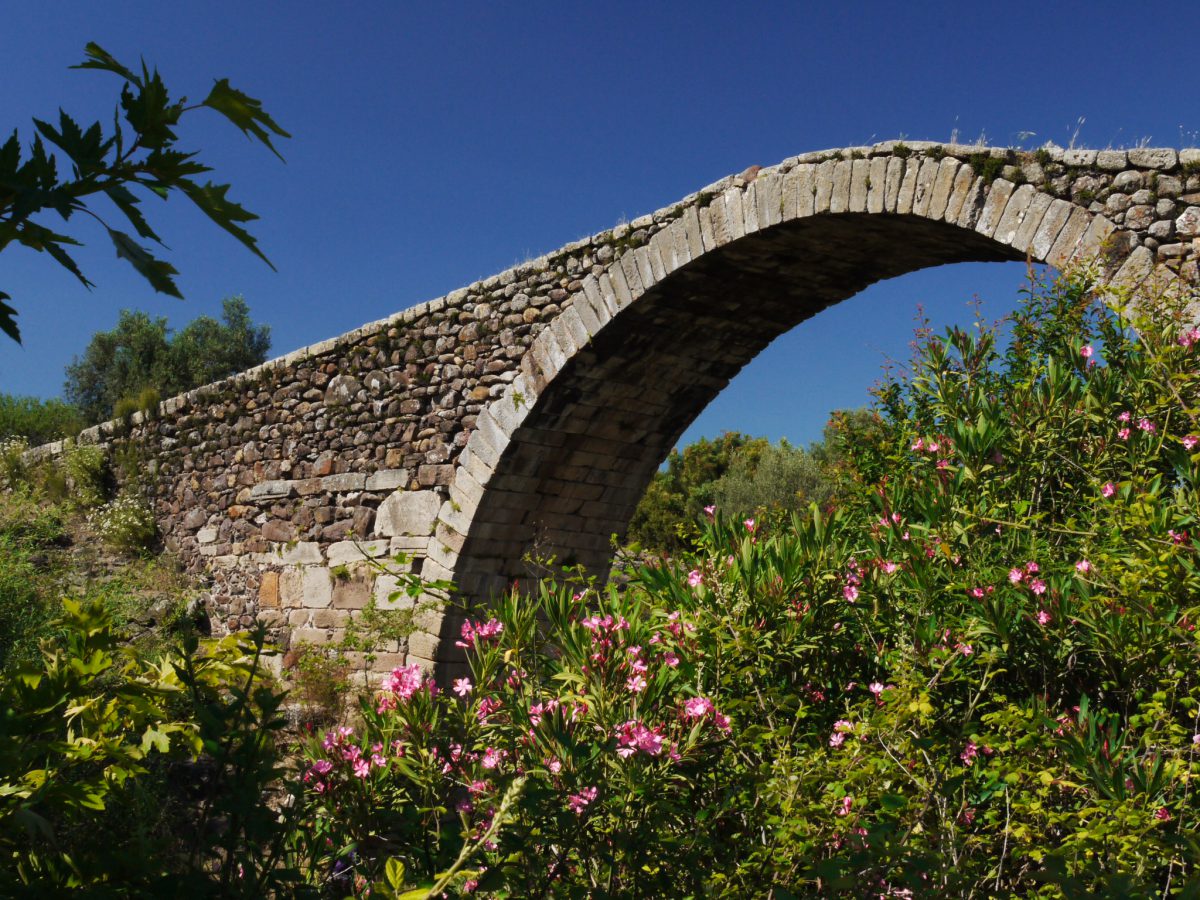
[1080,344,1094,359]
[1184,435,1200,450]
[1118,411,1131,422]
[1138,418,1156,433]
[662,651,680,667]
[625,674,647,693]
[960,740,979,765]
[843,584,859,603]
[829,731,846,749]
[1075,559,1092,574]
[1008,568,1024,584]
[1036,609,1051,626]
[453,677,473,697]
[567,786,599,814]
[352,757,371,779]
[1117,427,1131,441]
[687,569,703,587]
[1030,578,1047,595]
[837,796,853,816]
[868,682,885,697]
[881,560,899,574]
[1102,482,1117,497]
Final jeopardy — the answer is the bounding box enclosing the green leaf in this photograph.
[385,857,406,890]
[106,227,182,297]
[104,184,160,242]
[201,79,290,161]
[176,178,274,269]
[0,292,20,343]
[33,110,110,174]
[72,43,141,86]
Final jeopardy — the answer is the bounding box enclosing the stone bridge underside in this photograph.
[35,142,1200,672]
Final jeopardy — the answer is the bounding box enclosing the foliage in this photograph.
[64,296,271,425]
[87,491,158,553]
[710,437,835,521]
[0,601,305,897]
[290,269,1200,896]
[60,441,109,508]
[0,42,288,344]
[0,395,83,445]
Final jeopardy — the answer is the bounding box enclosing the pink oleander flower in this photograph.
[616,720,664,756]
[352,757,371,779]
[455,618,504,648]
[546,757,562,774]
[476,697,502,722]
[687,569,703,587]
[744,518,756,532]
[881,560,899,574]
[1080,345,1093,359]
[969,586,985,599]
[1075,559,1092,574]
[956,642,973,656]
[1184,435,1200,450]
[829,731,846,749]
[453,677,473,697]
[869,682,885,697]
[1118,410,1131,422]
[481,747,505,770]
[1179,328,1200,348]
[910,437,925,452]
[381,664,425,701]
[683,696,715,719]
[662,651,680,667]
[1036,609,1051,626]
[462,878,479,893]
[843,584,859,603]
[1169,529,1190,545]
[1025,561,1039,574]
[713,711,731,733]
[837,796,853,816]
[1102,482,1117,497]
[626,674,647,694]
[703,504,716,517]
[1008,567,1024,584]
[1155,807,1172,822]
[960,740,979,766]
[1117,427,1131,441]
[1192,733,1200,745]
[1030,578,1047,595]
[567,786,599,815]
[1138,418,1156,433]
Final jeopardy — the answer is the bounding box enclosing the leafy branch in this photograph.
[0,42,289,343]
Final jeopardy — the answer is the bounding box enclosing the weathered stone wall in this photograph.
[30,141,1200,674]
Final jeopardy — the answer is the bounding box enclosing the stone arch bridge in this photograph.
[34,141,1200,672]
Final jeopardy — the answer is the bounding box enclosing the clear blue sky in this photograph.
[2,1,1194,448]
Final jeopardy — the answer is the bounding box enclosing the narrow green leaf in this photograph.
[201,79,290,160]
[106,227,182,297]
[104,184,160,242]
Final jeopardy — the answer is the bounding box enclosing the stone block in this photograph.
[375,489,442,538]
[262,519,297,543]
[280,566,332,609]
[276,541,323,565]
[1096,150,1127,170]
[258,571,280,608]
[326,539,390,566]
[196,527,218,545]
[1176,207,1200,238]
[312,608,349,629]
[250,480,294,501]
[322,473,367,492]
[332,575,372,609]
[374,574,417,610]
[1128,148,1177,170]
[366,469,410,491]
[292,627,332,646]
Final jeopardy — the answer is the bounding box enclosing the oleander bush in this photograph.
[3,268,1200,897]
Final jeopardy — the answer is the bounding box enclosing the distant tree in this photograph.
[709,439,834,520]
[627,432,768,553]
[0,395,84,444]
[0,43,288,343]
[63,296,270,424]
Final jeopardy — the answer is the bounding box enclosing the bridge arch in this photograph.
[432,148,1153,620]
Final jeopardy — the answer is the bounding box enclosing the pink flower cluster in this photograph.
[681,695,731,732]
[843,558,862,603]
[377,664,436,711]
[615,719,665,758]
[567,786,598,814]
[455,617,504,649]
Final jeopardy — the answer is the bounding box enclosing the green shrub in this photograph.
[0,437,28,489]
[0,394,83,445]
[87,492,158,554]
[60,441,109,508]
